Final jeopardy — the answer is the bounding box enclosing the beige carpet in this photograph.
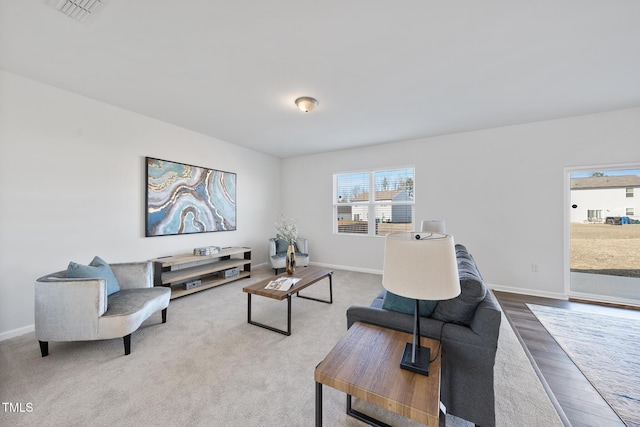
[0,266,564,426]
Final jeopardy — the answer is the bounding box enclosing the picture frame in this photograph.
[145,157,236,237]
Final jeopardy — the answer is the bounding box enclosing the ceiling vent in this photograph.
[53,0,105,22]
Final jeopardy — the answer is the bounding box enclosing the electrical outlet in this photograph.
[531,264,540,273]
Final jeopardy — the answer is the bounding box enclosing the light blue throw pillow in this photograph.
[67,256,121,296]
[275,239,289,254]
[275,239,299,254]
[382,291,438,317]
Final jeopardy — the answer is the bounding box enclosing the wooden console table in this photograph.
[315,322,443,427]
[150,247,251,299]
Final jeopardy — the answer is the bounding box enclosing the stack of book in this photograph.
[193,246,220,256]
[264,277,300,291]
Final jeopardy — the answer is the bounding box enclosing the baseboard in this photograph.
[306,265,569,300]
[309,262,382,276]
[568,291,640,308]
[0,324,34,342]
[252,261,268,269]
[488,283,568,300]
[491,286,640,308]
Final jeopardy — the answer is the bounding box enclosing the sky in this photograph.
[570,169,640,178]
[336,168,414,198]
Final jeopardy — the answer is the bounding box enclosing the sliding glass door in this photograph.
[568,166,640,305]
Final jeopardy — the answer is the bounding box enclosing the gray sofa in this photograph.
[346,244,502,427]
[35,260,170,357]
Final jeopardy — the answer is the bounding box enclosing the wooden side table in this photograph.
[315,322,443,427]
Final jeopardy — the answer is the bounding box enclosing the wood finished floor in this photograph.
[494,291,640,427]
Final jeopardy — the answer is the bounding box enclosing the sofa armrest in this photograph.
[295,237,308,255]
[347,302,448,339]
[468,291,502,342]
[268,238,277,257]
[347,304,492,348]
[111,262,153,290]
[34,276,106,341]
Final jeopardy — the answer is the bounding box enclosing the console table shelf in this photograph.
[150,247,251,299]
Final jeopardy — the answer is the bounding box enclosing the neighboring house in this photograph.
[339,190,402,222]
[570,175,640,223]
[337,190,412,223]
[391,190,412,223]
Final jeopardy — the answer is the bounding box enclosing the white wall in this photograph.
[0,70,281,338]
[281,107,640,297]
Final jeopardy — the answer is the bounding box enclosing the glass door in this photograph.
[568,166,640,305]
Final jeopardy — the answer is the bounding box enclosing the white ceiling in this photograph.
[2,1,640,159]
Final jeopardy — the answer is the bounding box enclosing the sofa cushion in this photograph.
[67,256,121,296]
[275,239,290,254]
[104,288,169,316]
[432,249,486,325]
[275,239,305,256]
[382,291,438,317]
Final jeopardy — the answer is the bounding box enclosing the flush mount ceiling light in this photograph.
[295,97,318,113]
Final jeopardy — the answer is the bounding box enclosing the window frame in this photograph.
[333,167,415,237]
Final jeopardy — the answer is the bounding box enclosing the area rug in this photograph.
[528,304,640,427]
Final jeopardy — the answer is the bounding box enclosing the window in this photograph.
[627,208,635,216]
[626,188,634,198]
[334,168,414,236]
[587,210,603,222]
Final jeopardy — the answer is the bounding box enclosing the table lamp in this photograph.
[382,231,460,376]
[420,220,446,233]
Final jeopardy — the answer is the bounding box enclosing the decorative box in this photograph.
[220,267,239,278]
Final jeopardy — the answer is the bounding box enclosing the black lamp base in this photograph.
[400,343,430,376]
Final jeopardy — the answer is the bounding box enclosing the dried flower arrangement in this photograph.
[275,215,299,244]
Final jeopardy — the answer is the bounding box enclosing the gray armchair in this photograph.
[35,261,170,357]
[268,237,309,274]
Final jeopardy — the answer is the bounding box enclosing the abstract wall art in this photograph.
[145,157,236,237]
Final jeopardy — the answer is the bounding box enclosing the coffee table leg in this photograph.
[246,293,292,336]
[287,294,292,335]
[296,273,333,304]
[247,293,252,323]
[315,381,322,426]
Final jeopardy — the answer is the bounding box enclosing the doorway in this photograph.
[567,165,640,306]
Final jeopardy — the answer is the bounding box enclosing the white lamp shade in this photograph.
[382,232,460,301]
[420,220,446,233]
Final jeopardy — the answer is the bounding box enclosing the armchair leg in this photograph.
[123,334,131,355]
[39,341,49,357]
[162,308,167,323]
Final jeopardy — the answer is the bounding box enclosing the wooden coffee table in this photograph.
[242,266,333,335]
[315,322,443,427]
